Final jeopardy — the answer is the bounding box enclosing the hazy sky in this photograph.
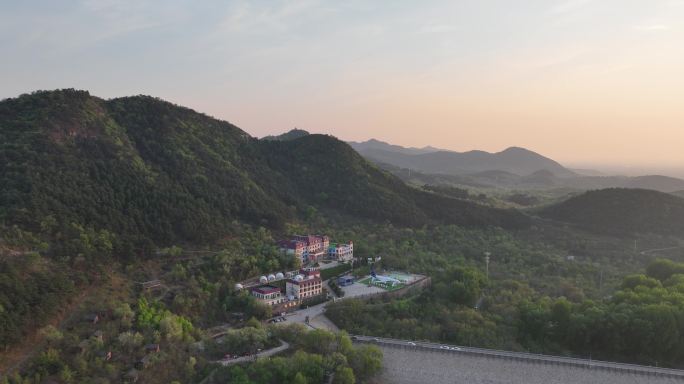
[2,0,684,169]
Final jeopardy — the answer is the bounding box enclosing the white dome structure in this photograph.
[267,274,276,281]
[294,274,304,282]
[275,272,284,280]
[259,276,268,284]
[234,283,244,291]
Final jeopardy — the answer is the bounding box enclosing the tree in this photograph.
[40,325,63,345]
[160,315,184,341]
[302,329,337,355]
[292,372,308,384]
[333,366,355,384]
[114,302,135,329]
[348,345,382,380]
[117,331,143,351]
[59,366,74,383]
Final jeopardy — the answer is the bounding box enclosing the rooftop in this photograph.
[251,285,282,295]
[288,276,321,285]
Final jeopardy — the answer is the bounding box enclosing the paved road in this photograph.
[216,340,290,366]
[640,246,682,255]
[352,336,684,380]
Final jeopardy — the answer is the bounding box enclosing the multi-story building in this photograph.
[328,241,354,261]
[279,235,330,265]
[250,285,284,306]
[286,267,323,300]
[278,240,307,264]
[293,235,329,254]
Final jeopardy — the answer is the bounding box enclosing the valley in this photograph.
[3,91,684,383]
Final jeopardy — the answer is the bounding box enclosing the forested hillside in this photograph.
[3,90,684,382]
[0,90,290,260]
[260,136,528,229]
[539,188,684,236]
[0,89,527,355]
[0,89,528,260]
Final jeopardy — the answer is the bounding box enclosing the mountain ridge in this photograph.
[349,139,577,177]
[539,188,684,236]
[0,89,529,258]
[347,139,684,193]
[348,138,448,155]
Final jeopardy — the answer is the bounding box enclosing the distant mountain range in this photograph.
[347,138,684,193]
[347,138,447,155]
[348,139,576,177]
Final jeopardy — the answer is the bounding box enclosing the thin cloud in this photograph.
[419,24,459,34]
[548,0,594,15]
[634,24,671,31]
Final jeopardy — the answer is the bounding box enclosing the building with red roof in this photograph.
[250,285,284,306]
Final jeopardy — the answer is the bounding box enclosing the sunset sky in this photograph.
[2,0,684,171]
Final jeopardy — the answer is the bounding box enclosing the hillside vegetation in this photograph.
[0,89,527,355]
[539,188,684,236]
[0,90,528,260]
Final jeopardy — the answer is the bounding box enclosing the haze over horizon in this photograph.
[2,0,684,171]
[342,135,684,178]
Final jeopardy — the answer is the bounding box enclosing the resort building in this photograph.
[286,267,323,300]
[294,235,330,255]
[278,240,307,264]
[250,285,284,306]
[279,234,330,264]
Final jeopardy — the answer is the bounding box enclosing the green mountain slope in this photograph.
[539,188,684,236]
[0,90,529,257]
[0,90,290,255]
[260,135,528,229]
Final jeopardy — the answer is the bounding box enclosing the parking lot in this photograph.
[339,281,385,298]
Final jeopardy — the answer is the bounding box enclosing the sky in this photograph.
[2,0,684,172]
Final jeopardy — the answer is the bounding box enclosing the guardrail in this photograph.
[351,335,684,379]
